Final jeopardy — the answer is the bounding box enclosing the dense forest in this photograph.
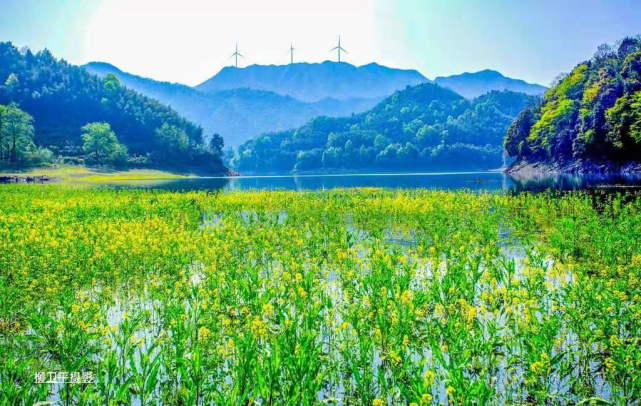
[235,83,535,172]
[505,36,641,169]
[0,42,226,173]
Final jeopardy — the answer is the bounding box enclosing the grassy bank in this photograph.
[1,186,640,404]
[0,165,189,182]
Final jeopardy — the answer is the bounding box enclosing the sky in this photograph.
[0,0,640,87]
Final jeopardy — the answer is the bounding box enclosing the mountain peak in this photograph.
[434,70,546,99]
[84,61,122,73]
[196,61,428,102]
[474,69,505,78]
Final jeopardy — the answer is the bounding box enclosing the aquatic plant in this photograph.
[0,186,640,404]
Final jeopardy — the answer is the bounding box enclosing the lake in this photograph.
[87,171,641,192]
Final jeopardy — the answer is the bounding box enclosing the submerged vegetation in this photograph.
[1,186,641,404]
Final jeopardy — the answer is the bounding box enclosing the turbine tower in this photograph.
[330,35,348,62]
[230,42,244,68]
[286,44,296,64]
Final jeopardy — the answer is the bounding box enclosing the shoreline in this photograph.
[0,166,234,184]
[506,159,641,176]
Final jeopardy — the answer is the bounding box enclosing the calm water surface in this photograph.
[91,171,641,193]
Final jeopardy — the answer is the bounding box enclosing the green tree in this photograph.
[208,133,224,157]
[4,73,19,97]
[102,73,121,97]
[155,124,189,161]
[100,74,121,109]
[416,124,441,147]
[344,139,354,152]
[81,122,123,164]
[397,142,419,161]
[321,147,342,168]
[606,91,641,149]
[373,134,389,150]
[376,143,400,165]
[1,103,35,163]
[0,104,6,161]
[504,109,534,157]
[295,149,323,170]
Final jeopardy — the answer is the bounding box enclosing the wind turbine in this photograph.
[230,42,244,68]
[286,44,296,64]
[330,35,348,62]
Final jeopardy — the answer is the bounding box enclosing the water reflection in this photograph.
[92,171,641,193]
[507,171,641,192]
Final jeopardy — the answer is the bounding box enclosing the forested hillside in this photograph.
[236,83,535,173]
[505,36,641,172]
[0,43,226,173]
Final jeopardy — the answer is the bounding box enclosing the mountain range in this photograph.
[85,62,392,146]
[84,62,547,150]
[434,69,547,99]
[195,62,429,102]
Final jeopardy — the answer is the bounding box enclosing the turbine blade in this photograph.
[238,53,244,58]
[330,47,338,51]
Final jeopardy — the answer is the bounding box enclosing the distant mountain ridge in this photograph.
[195,61,430,102]
[84,62,379,146]
[84,62,545,149]
[434,69,547,99]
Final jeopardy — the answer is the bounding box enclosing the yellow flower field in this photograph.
[1,185,640,404]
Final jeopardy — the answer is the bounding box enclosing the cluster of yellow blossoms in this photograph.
[0,186,640,404]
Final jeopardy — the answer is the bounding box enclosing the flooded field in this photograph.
[1,186,640,404]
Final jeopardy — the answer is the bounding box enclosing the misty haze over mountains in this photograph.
[84,61,546,147]
[85,62,381,147]
[195,62,429,102]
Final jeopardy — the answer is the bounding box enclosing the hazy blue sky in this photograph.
[1,0,639,86]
